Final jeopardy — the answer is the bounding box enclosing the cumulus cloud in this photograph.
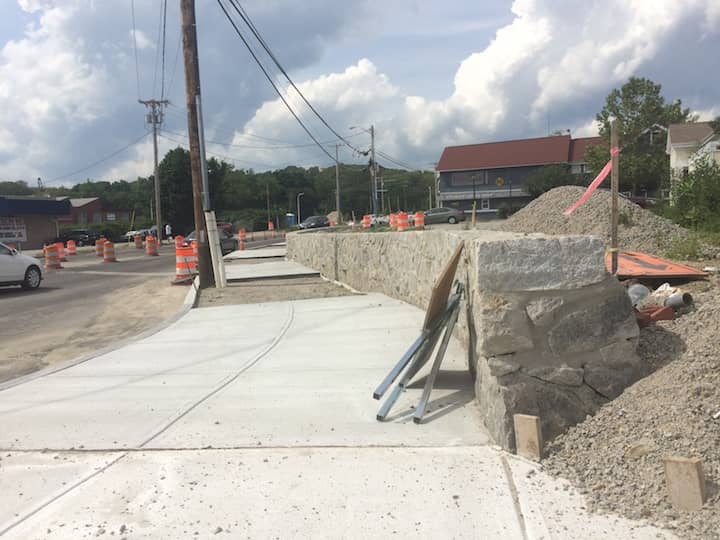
[0,0,718,183]
[230,0,720,170]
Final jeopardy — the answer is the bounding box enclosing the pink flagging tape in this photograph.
[562,147,620,216]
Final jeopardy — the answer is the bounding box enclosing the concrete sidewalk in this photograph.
[0,294,673,539]
[224,246,287,260]
[225,259,319,281]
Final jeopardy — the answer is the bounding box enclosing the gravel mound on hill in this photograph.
[501,186,693,255]
[543,274,720,539]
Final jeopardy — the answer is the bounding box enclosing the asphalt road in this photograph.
[0,244,183,383]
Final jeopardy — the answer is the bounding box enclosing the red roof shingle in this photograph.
[436,135,604,171]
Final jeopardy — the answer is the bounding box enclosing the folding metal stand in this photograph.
[373,282,464,423]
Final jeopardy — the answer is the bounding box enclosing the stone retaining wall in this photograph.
[287,229,642,450]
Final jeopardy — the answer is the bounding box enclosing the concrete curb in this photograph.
[0,276,200,393]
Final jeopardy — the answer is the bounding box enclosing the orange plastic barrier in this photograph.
[44,244,62,269]
[239,228,247,251]
[103,241,117,262]
[145,235,159,256]
[174,245,195,283]
[55,241,67,262]
[389,213,397,229]
[414,212,425,230]
[361,215,371,229]
[66,239,77,256]
[397,212,409,232]
[95,238,105,257]
[134,234,143,249]
[174,235,185,250]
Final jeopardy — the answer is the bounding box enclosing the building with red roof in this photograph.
[435,134,603,218]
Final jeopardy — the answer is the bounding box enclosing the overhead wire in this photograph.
[226,0,368,157]
[376,150,422,171]
[162,128,363,150]
[166,32,182,100]
[151,0,164,98]
[160,0,168,100]
[130,0,142,100]
[47,132,152,184]
[215,0,336,163]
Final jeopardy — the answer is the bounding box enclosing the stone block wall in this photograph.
[287,229,643,451]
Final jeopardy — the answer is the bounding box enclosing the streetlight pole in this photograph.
[296,192,304,225]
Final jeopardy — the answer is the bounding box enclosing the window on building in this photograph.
[481,198,490,210]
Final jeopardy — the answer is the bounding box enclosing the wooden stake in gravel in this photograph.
[513,414,543,461]
[664,456,706,511]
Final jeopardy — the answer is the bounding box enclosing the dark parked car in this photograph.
[184,229,238,255]
[299,215,330,229]
[423,207,466,225]
[48,228,103,247]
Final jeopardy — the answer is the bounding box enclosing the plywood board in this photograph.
[422,243,464,331]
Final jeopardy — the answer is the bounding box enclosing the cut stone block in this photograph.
[475,235,606,291]
[513,414,543,461]
[487,356,521,377]
[548,287,638,356]
[584,340,643,399]
[525,297,564,326]
[664,456,706,511]
[476,293,534,356]
[525,365,584,386]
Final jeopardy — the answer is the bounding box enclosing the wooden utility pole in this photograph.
[610,118,619,275]
[334,144,342,223]
[180,0,213,288]
[139,99,168,243]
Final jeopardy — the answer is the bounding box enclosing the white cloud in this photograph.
[0,0,719,182]
[227,0,719,171]
[695,106,720,121]
[130,29,152,50]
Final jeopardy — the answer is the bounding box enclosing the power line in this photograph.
[159,132,278,169]
[166,32,182,100]
[160,0,168,100]
[46,131,152,184]
[226,1,367,157]
[163,128,362,150]
[377,150,423,171]
[151,0,164,98]
[130,0,141,100]
[215,0,336,163]
[226,0,368,157]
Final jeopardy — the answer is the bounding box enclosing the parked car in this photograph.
[184,229,238,255]
[0,242,43,290]
[299,215,330,229]
[423,207,466,225]
[123,226,158,241]
[48,228,103,247]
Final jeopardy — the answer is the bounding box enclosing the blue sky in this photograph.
[0,0,718,185]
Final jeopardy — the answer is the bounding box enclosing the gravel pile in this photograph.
[501,186,695,255]
[543,275,720,539]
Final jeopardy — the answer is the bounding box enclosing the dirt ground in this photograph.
[198,276,355,307]
[1,277,187,383]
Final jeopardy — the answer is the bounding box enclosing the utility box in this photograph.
[285,213,297,227]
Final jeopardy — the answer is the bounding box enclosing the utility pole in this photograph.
[139,98,168,243]
[180,0,213,287]
[334,144,341,223]
[266,183,271,223]
[427,186,432,209]
[610,118,619,275]
[370,124,378,215]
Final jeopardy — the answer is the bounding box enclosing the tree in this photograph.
[664,156,720,232]
[0,181,33,195]
[586,77,692,195]
[525,164,584,198]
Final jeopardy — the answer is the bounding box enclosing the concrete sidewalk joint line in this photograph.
[136,303,295,448]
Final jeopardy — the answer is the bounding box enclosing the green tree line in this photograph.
[1,147,435,233]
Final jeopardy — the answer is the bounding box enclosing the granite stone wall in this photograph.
[287,229,642,450]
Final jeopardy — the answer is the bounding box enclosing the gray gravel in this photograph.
[501,186,696,256]
[543,274,720,539]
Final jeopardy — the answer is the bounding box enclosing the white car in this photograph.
[0,242,43,289]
